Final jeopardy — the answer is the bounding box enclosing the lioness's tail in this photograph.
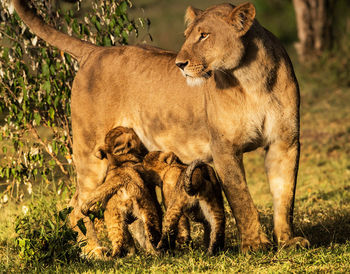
[183,159,207,196]
[13,0,98,62]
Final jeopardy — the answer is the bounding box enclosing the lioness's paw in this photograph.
[280,237,310,249]
[241,233,272,253]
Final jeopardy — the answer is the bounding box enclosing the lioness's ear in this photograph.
[160,152,177,165]
[185,6,203,26]
[228,2,256,36]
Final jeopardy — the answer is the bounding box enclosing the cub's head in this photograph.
[143,151,181,186]
[95,126,146,164]
[143,151,179,173]
[176,2,256,86]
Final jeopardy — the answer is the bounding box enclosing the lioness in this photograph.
[143,151,225,255]
[82,127,161,257]
[13,0,309,256]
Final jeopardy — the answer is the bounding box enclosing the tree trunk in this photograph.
[293,0,334,61]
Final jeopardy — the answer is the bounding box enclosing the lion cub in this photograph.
[143,151,225,255]
[81,127,161,257]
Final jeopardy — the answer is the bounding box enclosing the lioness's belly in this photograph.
[123,85,212,164]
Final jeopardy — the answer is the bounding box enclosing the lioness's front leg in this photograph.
[210,143,270,251]
[265,140,309,248]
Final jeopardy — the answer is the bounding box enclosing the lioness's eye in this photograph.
[199,33,209,41]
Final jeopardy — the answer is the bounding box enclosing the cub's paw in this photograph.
[81,200,106,217]
[207,246,221,256]
[176,235,192,247]
[280,237,310,249]
[81,201,98,216]
[156,237,170,252]
[81,245,111,260]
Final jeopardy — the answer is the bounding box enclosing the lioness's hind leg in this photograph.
[265,140,309,248]
[70,151,109,258]
[70,192,109,258]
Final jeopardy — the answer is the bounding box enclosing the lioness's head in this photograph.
[176,2,256,86]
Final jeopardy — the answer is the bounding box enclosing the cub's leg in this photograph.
[125,229,136,256]
[199,200,225,255]
[81,174,125,215]
[104,198,130,257]
[129,219,149,251]
[157,202,183,251]
[203,221,211,249]
[69,152,109,258]
[177,216,191,245]
[210,143,271,252]
[265,140,309,248]
[136,195,162,252]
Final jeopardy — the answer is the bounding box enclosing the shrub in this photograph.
[14,198,82,267]
[0,0,146,200]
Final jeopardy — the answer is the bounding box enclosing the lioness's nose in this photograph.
[176,61,189,70]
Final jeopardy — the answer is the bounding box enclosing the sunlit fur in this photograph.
[13,0,309,255]
[143,151,225,255]
[81,127,161,257]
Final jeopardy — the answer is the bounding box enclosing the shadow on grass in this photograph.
[254,202,350,249]
[298,209,350,247]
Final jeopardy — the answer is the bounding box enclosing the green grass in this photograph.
[1,0,350,272]
[3,246,350,273]
[1,80,349,271]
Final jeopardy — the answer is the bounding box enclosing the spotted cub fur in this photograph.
[143,151,225,255]
[81,127,161,257]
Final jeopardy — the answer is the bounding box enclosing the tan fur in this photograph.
[13,0,309,255]
[143,152,225,255]
[82,127,161,257]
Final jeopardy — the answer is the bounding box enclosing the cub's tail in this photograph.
[13,0,98,62]
[183,159,207,196]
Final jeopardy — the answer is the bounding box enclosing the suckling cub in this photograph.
[143,151,225,255]
[81,127,161,257]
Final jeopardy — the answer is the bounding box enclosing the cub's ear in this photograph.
[159,152,177,165]
[185,6,203,26]
[94,145,107,159]
[112,136,130,156]
[228,2,256,36]
[111,130,137,156]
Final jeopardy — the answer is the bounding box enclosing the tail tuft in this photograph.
[183,159,206,196]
